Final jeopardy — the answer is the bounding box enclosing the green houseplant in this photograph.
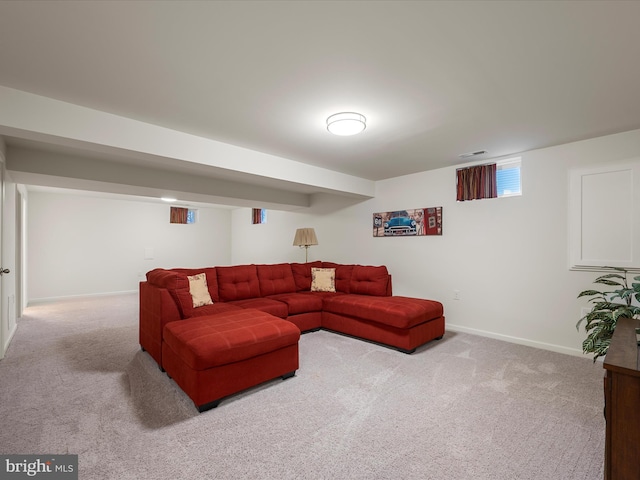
[576,267,640,361]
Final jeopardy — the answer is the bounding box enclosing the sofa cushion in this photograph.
[291,261,322,291]
[349,265,390,297]
[188,273,214,307]
[216,265,261,302]
[163,309,300,370]
[147,268,193,318]
[226,297,289,318]
[189,302,244,318]
[303,291,345,300]
[171,268,220,303]
[267,292,324,314]
[257,263,297,296]
[322,262,355,293]
[146,267,219,318]
[323,295,443,329]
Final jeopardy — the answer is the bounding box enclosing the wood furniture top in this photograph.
[602,317,640,480]
[603,317,640,377]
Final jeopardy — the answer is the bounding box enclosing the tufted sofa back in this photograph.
[215,265,261,302]
[145,261,393,316]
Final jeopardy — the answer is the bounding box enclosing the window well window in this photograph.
[252,208,267,224]
[170,207,197,224]
[496,158,522,197]
[456,157,521,202]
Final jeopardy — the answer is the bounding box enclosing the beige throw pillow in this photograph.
[187,273,214,308]
[311,268,336,292]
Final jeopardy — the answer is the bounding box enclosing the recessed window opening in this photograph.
[456,157,521,202]
[170,206,197,224]
[252,208,267,224]
[496,157,522,197]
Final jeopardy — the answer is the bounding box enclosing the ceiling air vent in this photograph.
[458,150,487,159]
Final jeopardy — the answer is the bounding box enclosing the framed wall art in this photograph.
[373,207,442,237]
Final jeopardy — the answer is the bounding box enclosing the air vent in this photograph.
[458,150,487,159]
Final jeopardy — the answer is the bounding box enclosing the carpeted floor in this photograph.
[0,294,605,479]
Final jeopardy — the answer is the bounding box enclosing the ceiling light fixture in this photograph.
[161,197,177,202]
[327,112,366,136]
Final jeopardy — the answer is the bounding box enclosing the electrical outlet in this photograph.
[453,290,460,301]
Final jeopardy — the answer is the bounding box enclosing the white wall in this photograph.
[27,192,232,302]
[17,184,27,313]
[230,198,366,265]
[232,129,640,356]
[23,128,640,354]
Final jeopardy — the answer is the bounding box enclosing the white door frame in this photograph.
[0,151,5,359]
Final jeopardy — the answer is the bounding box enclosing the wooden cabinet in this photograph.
[603,317,640,480]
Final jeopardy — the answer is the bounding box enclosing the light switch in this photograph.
[144,247,154,260]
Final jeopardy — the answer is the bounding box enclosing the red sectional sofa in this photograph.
[139,261,445,410]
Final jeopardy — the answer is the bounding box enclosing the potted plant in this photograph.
[576,267,640,361]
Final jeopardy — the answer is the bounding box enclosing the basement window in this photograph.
[170,207,197,224]
[456,157,521,202]
[252,208,267,224]
[496,158,521,197]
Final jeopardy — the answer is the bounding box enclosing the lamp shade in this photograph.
[293,228,318,247]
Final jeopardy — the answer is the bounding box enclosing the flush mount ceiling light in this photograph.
[326,112,366,136]
[161,197,177,202]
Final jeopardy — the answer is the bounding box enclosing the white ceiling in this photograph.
[1,1,640,205]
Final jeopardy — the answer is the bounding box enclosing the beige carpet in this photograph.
[0,294,605,479]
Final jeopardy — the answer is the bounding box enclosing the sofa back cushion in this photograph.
[216,264,261,302]
[170,267,220,302]
[322,262,355,293]
[290,261,323,291]
[146,267,219,318]
[171,268,220,303]
[349,265,390,296]
[257,263,297,296]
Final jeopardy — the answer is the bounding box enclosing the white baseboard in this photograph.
[1,322,17,359]
[446,323,589,358]
[28,290,137,306]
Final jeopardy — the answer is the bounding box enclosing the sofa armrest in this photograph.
[139,281,182,365]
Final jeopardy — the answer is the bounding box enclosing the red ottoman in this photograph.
[162,309,300,411]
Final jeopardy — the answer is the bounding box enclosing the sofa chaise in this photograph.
[139,261,445,410]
